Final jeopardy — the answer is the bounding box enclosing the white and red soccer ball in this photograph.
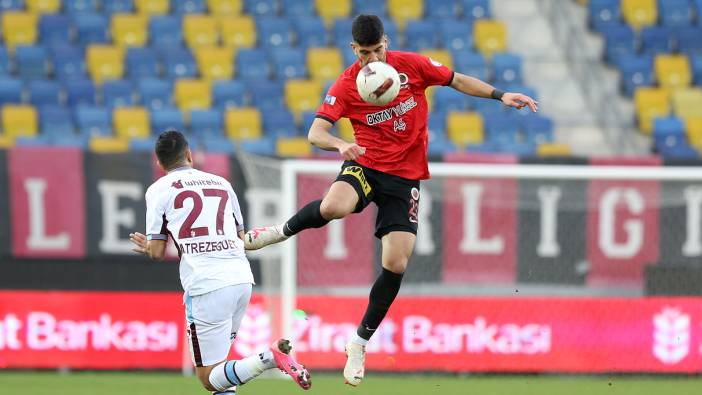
[356,61,401,106]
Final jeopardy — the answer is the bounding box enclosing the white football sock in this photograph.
[351,333,369,346]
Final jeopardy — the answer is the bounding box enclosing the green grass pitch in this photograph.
[2,372,702,395]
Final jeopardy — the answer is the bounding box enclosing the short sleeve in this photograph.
[228,183,245,232]
[145,186,168,241]
[415,54,454,89]
[315,78,348,124]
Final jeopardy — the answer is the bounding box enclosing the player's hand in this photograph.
[129,232,148,255]
[502,92,539,112]
[338,142,366,161]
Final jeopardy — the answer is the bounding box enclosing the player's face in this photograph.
[352,36,388,66]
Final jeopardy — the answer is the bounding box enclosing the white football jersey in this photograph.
[145,166,254,296]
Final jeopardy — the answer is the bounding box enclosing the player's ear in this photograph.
[185,148,193,165]
[156,159,167,172]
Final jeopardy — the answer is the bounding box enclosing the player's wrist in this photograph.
[491,88,506,101]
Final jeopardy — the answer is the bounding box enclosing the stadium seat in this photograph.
[102,79,134,108]
[128,136,157,151]
[474,20,507,56]
[484,114,519,145]
[15,45,48,80]
[462,0,491,19]
[420,49,454,71]
[113,106,150,139]
[672,88,702,118]
[51,45,86,81]
[86,45,125,83]
[28,80,61,106]
[195,46,235,80]
[39,15,71,45]
[219,15,256,49]
[126,47,159,80]
[174,79,211,111]
[199,135,236,153]
[634,87,670,133]
[244,0,277,16]
[74,13,109,46]
[134,0,169,14]
[425,0,456,18]
[352,0,386,16]
[111,13,148,47]
[676,27,702,56]
[149,16,183,47]
[292,17,328,50]
[434,88,469,112]
[602,24,636,63]
[150,107,185,134]
[271,47,307,79]
[285,79,322,119]
[212,80,246,109]
[621,0,657,30]
[208,0,243,15]
[1,105,38,139]
[89,136,130,153]
[103,0,134,14]
[190,109,223,137]
[618,55,654,96]
[387,0,423,30]
[183,15,218,47]
[277,137,312,157]
[447,112,484,147]
[249,80,285,111]
[0,133,13,148]
[640,26,674,55]
[307,48,343,82]
[658,0,692,27]
[236,48,270,81]
[239,136,275,155]
[1,12,38,49]
[315,0,351,25]
[692,55,702,85]
[453,51,488,81]
[439,19,473,52]
[537,143,571,156]
[75,105,111,136]
[654,54,691,89]
[138,78,173,109]
[0,47,9,76]
[26,0,61,14]
[172,0,206,14]
[405,20,439,52]
[492,53,522,85]
[686,116,702,148]
[160,47,198,79]
[521,115,555,144]
[282,0,314,16]
[588,0,621,31]
[225,107,262,140]
[38,105,75,136]
[64,0,99,14]
[336,117,354,141]
[0,78,23,105]
[262,109,297,138]
[64,79,96,106]
[256,17,293,48]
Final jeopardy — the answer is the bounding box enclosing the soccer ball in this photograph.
[356,61,401,106]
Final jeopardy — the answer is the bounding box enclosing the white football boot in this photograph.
[343,342,366,386]
[244,224,289,250]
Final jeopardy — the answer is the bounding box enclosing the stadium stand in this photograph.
[0,0,555,157]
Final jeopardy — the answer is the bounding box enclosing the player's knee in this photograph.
[196,370,216,391]
[320,199,352,220]
[384,256,408,274]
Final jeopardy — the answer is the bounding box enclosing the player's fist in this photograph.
[338,142,366,161]
[502,92,538,112]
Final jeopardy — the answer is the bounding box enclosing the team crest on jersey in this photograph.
[398,73,409,88]
[393,118,406,132]
[324,95,336,105]
[171,180,183,189]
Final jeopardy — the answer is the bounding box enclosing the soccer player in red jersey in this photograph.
[245,14,538,386]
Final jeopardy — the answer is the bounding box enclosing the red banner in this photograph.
[8,147,85,258]
[3,291,702,372]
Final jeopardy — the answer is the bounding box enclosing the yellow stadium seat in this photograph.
[225,108,262,140]
[26,0,61,13]
[86,45,124,83]
[135,0,170,15]
[420,49,454,70]
[219,16,256,48]
[315,0,351,25]
[426,86,437,110]
[634,87,670,134]
[447,112,484,147]
[277,137,312,157]
[621,0,657,30]
[537,143,571,157]
[307,48,343,82]
[208,0,243,15]
[336,117,354,141]
[1,12,38,49]
[673,88,702,118]
[111,14,148,47]
[1,105,37,138]
[285,80,323,119]
[686,116,702,149]
[387,0,423,29]
[89,136,130,153]
[195,46,235,81]
[474,20,507,56]
[113,107,150,139]
[175,79,212,111]
[183,15,218,48]
[0,134,13,148]
[655,55,691,90]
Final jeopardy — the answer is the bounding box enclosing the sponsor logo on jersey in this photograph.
[324,95,336,105]
[171,180,183,189]
[341,166,372,196]
[183,178,223,187]
[365,97,418,126]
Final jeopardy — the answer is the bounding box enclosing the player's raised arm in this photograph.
[308,117,366,160]
[449,72,539,112]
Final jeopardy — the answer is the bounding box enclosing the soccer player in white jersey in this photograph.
[129,130,311,394]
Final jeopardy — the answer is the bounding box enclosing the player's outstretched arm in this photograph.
[449,72,538,112]
[308,117,365,161]
[129,231,166,261]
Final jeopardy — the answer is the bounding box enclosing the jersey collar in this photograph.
[168,165,192,173]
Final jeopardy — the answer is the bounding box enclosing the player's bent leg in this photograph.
[318,181,359,220]
[380,231,416,274]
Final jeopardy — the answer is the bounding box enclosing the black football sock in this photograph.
[356,268,404,340]
[283,199,330,237]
